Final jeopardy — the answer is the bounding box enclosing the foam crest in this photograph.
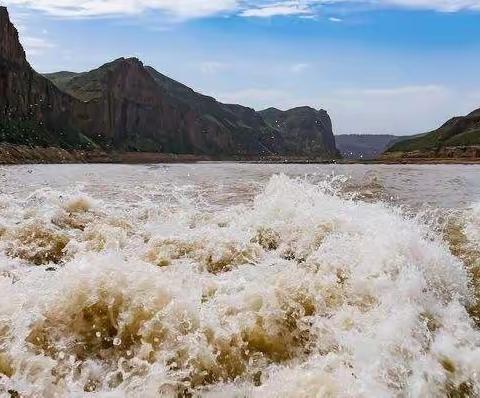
[0,174,479,397]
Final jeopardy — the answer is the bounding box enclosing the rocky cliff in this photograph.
[1,6,339,160]
[385,109,480,159]
[259,107,338,157]
[0,7,95,150]
[46,58,284,155]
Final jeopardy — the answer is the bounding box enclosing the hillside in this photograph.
[259,107,338,158]
[0,7,96,150]
[0,6,339,161]
[46,60,284,155]
[385,109,480,159]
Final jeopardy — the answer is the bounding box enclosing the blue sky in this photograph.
[4,0,480,134]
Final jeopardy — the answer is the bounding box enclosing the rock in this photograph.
[0,7,93,150]
[46,58,284,155]
[1,6,339,160]
[259,107,338,158]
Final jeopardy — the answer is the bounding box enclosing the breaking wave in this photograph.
[0,174,479,397]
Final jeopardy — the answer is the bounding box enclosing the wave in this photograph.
[0,174,479,397]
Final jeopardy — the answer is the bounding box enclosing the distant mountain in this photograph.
[259,107,338,158]
[335,134,400,160]
[385,109,480,159]
[0,6,338,161]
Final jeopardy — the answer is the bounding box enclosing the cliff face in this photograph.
[259,107,338,157]
[47,59,284,155]
[145,66,284,155]
[385,108,480,159]
[1,6,339,159]
[0,7,93,149]
[0,7,26,67]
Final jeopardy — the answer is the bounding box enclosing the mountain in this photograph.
[45,59,283,155]
[0,6,338,161]
[335,134,400,160]
[259,107,338,157]
[0,7,95,150]
[385,109,480,159]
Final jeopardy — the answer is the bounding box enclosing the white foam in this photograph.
[0,174,479,397]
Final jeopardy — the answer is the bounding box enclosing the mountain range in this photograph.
[335,134,401,160]
[0,6,339,162]
[1,5,478,163]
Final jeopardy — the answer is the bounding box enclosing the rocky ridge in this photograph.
[0,6,339,162]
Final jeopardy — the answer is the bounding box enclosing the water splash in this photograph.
[0,174,479,397]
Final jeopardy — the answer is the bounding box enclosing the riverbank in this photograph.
[346,158,480,165]
[0,144,218,164]
[0,143,479,165]
[0,144,338,164]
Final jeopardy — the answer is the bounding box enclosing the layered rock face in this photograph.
[386,108,480,159]
[0,7,92,149]
[259,107,338,157]
[0,7,26,66]
[1,6,338,159]
[46,59,284,155]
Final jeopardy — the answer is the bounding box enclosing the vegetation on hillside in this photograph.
[388,109,480,153]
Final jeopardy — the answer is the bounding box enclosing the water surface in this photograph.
[0,163,479,397]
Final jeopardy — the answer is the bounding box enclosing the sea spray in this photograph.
[0,173,479,397]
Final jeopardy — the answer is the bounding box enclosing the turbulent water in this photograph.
[0,163,479,397]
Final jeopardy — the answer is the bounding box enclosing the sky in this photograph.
[2,0,480,135]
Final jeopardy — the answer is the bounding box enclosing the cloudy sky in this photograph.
[4,0,480,134]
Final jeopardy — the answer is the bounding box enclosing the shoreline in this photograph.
[0,144,479,165]
[0,143,340,165]
[343,158,480,165]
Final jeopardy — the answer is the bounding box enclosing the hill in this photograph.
[385,109,480,159]
[0,6,339,162]
[45,59,284,155]
[259,107,338,158]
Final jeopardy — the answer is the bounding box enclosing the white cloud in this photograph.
[316,0,480,12]
[8,12,55,55]
[240,2,310,17]
[215,84,480,134]
[199,61,230,74]
[2,0,239,18]
[291,63,310,73]
[3,0,480,19]
[215,88,288,105]
[321,85,476,134]
[239,0,480,19]
[21,36,55,55]
[338,84,448,97]
[377,0,480,12]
